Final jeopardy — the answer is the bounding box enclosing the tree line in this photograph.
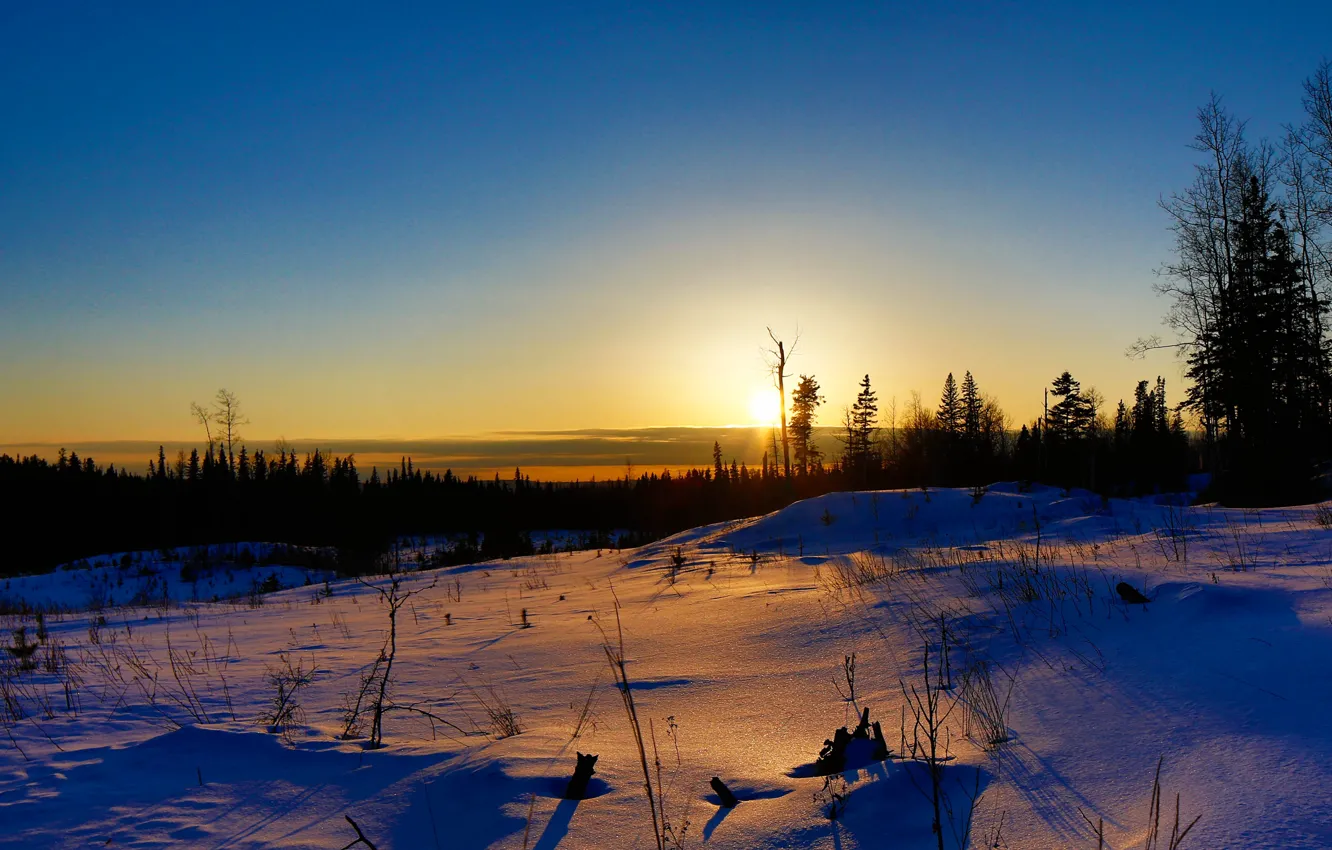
[1,366,1194,577]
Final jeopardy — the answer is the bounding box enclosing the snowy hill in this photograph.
[2,485,1331,848]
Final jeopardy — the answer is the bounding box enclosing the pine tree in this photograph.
[1153,377,1169,434]
[961,372,981,439]
[937,373,963,437]
[789,375,824,476]
[1132,381,1155,437]
[1047,372,1091,441]
[844,375,879,478]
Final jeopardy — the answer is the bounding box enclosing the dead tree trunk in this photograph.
[766,328,797,480]
[710,776,739,808]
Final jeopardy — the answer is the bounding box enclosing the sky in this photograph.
[3,2,1331,469]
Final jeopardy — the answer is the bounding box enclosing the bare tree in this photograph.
[1147,94,1252,448]
[189,402,214,455]
[189,389,249,468]
[1295,61,1332,209]
[211,389,248,469]
[763,328,797,479]
[350,560,441,749]
[1286,62,1332,422]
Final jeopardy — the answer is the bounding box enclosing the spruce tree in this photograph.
[847,375,879,478]
[1047,372,1091,442]
[789,375,824,476]
[937,373,963,437]
[961,372,981,439]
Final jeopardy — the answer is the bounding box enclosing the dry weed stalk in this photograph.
[593,586,665,850]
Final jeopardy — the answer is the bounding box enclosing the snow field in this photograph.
[2,485,1332,848]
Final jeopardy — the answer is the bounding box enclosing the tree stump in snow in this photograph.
[816,707,891,775]
[816,727,853,775]
[852,707,871,738]
[710,776,739,808]
[870,720,889,761]
[1117,582,1150,604]
[564,752,598,800]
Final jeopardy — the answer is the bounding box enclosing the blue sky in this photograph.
[2,1,1330,448]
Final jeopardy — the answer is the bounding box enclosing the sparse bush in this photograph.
[900,639,960,850]
[1152,505,1190,563]
[667,548,686,583]
[7,628,38,672]
[519,566,548,591]
[834,652,857,704]
[814,774,849,820]
[340,656,382,741]
[40,639,66,675]
[1314,503,1332,529]
[259,651,316,735]
[464,677,522,739]
[651,715,692,848]
[343,570,440,748]
[959,657,1013,750]
[820,551,898,591]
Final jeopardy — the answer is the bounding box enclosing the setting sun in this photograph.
[747,388,782,426]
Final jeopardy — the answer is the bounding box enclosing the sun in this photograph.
[747,388,782,426]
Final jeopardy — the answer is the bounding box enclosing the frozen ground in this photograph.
[2,484,1331,848]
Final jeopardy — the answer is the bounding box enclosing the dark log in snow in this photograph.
[1117,582,1150,604]
[710,776,739,808]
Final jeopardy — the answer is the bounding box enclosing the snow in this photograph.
[2,485,1331,848]
[0,543,337,611]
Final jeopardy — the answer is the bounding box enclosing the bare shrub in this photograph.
[519,566,548,591]
[340,656,382,741]
[6,628,39,673]
[259,651,316,734]
[463,677,522,739]
[834,652,857,705]
[339,570,464,748]
[821,551,898,592]
[1314,503,1332,529]
[959,658,1013,750]
[900,639,961,850]
[667,548,687,584]
[355,572,431,747]
[1152,505,1190,563]
[814,774,850,820]
[651,715,692,848]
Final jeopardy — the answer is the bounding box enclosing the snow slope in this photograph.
[2,486,1331,848]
